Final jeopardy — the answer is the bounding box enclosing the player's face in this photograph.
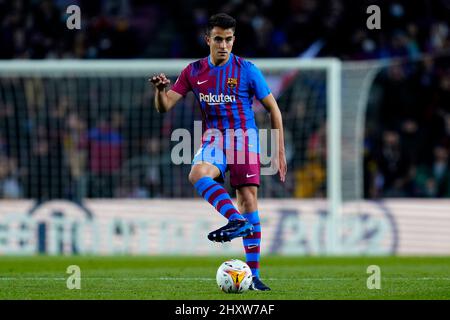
[206,27,235,66]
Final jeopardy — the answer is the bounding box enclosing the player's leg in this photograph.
[189,150,253,242]
[189,162,243,221]
[230,130,270,290]
[236,185,260,275]
[236,186,270,291]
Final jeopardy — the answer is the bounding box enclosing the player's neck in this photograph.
[210,54,231,67]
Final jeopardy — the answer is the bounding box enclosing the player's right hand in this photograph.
[149,73,171,91]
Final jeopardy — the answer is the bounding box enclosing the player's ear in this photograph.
[205,34,210,46]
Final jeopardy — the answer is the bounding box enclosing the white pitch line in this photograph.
[0,277,450,281]
[0,277,352,281]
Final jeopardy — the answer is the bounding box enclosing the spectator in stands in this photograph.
[0,103,20,160]
[413,145,450,197]
[294,122,327,198]
[375,130,412,197]
[63,112,88,201]
[22,116,69,200]
[27,128,51,200]
[87,116,124,197]
[0,155,22,198]
[294,154,326,198]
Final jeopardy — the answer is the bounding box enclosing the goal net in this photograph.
[0,59,349,200]
[0,58,387,253]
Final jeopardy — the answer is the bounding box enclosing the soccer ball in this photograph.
[216,259,253,293]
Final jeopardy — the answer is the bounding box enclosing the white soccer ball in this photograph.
[216,259,253,293]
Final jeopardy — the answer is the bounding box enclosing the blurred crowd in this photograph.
[1,0,449,60]
[1,0,450,199]
[0,83,173,200]
[364,56,450,198]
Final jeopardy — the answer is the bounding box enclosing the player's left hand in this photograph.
[278,151,287,182]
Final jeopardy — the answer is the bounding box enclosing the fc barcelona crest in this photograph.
[227,77,238,88]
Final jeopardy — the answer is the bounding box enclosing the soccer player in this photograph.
[149,13,287,291]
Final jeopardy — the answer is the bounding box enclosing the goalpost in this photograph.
[0,58,381,255]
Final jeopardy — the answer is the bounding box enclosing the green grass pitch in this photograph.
[0,256,449,300]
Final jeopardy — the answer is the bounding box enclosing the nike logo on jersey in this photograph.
[197,79,208,85]
[246,173,257,178]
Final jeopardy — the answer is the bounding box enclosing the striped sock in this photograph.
[242,210,261,278]
[194,177,244,221]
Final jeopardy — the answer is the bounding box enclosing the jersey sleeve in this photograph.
[171,65,192,96]
[248,63,271,100]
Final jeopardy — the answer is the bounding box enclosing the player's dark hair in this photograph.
[206,13,236,35]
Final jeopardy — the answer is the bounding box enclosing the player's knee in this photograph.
[188,170,200,185]
[238,193,257,212]
[188,167,208,185]
[237,186,258,211]
[189,164,219,185]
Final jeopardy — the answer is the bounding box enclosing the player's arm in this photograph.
[148,73,182,113]
[260,93,287,182]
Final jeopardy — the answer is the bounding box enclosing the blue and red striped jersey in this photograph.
[171,53,271,132]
